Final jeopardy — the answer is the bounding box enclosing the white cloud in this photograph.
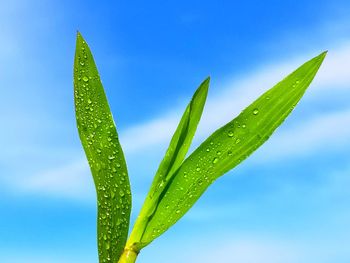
[253,109,350,162]
[121,43,350,155]
[175,235,350,263]
[121,114,180,153]
[16,159,95,201]
[140,232,350,263]
[191,238,302,263]
[313,42,350,88]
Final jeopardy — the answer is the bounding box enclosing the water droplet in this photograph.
[228,131,234,137]
[196,167,201,172]
[82,76,89,82]
[242,124,246,128]
[212,157,219,164]
[253,108,259,115]
[105,242,110,250]
[79,61,85,66]
[108,155,115,160]
[116,163,121,168]
[119,190,125,197]
[235,138,241,144]
[87,99,92,104]
[175,209,180,214]
[103,234,107,240]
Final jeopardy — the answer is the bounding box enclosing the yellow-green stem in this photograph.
[118,248,138,263]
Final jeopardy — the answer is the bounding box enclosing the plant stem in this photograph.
[118,248,138,263]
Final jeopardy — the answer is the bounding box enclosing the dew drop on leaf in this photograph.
[253,108,259,115]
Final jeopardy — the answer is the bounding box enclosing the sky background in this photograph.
[1,0,350,262]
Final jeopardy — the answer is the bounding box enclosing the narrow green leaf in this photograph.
[140,51,327,244]
[74,32,132,263]
[150,77,210,198]
[126,78,209,249]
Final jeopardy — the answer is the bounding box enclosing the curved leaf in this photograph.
[140,51,327,244]
[74,32,132,263]
[127,78,209,249]
[150,77,210,198]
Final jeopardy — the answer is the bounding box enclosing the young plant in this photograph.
[74,32,326,263]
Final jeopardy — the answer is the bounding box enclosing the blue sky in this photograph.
[1,0,350,262]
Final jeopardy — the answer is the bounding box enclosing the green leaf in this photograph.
[150,77,210,198]
[140,51,327,244]
[74,32,132,263]
[126,78,210,249]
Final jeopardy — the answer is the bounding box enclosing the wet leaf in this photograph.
[74,32,131,263]
[127,78,209,249]
[140,51,327,245]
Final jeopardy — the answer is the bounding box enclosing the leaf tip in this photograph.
[203,76,211,86]
[320,50,328,59]
[76,30,81,39]
[199,76,211,92]
[76,31,86,47]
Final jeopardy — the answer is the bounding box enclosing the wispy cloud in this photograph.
[191,237,302,263]
[16,159,94,201]
[253,109,350,162]
[177,235,350,263]
[314,42,350,88]
[121,43,350,154]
